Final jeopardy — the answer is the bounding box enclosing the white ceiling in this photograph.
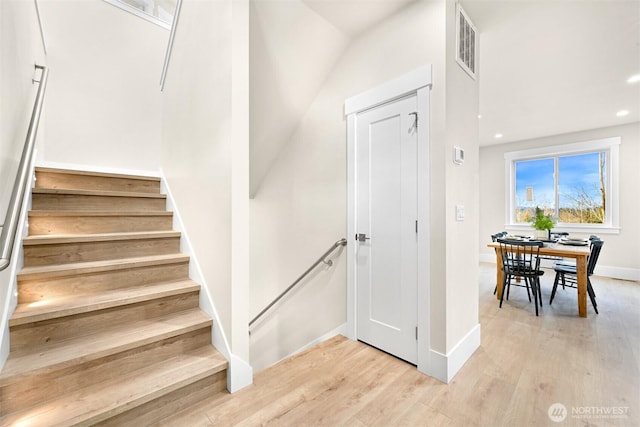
[302,0,640,146]
[250,0,640,192]
[462,0,640,146]
[301,0,416,37]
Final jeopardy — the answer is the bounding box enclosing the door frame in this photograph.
[345,65,432,375]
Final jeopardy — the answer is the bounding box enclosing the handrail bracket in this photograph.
[248,238,347,330]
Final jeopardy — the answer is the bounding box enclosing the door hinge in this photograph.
[415,326,418,340]
[415,220,418,234]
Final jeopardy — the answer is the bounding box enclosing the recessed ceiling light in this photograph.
[477,114,482,119]
[494,133,503,139]
[627,74,640,84]
[616,110,629,117]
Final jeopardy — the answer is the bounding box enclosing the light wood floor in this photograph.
[161,264,640,426]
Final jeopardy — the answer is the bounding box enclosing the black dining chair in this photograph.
[497,239,545,316]
[553,235,601,271]
[491,232,508,295]
[550,238,604,314]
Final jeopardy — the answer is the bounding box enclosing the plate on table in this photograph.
[559,238,588,246]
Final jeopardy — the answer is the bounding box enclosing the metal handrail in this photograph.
[160,0,183,91]
[0,65,48,271]
[249,238,347,328]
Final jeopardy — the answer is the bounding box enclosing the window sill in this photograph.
[505,224,620,235]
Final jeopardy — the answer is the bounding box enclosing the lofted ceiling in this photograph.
[301,0,416,37]
[249,0,416,195]
[250,0,640,193]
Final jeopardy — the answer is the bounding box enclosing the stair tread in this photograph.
[0,308,212,382]
[23,231,181,246]
[35,167,161,182]
[18,253,189,280]
[10,280,201,326]
[32,187,167,199]
[3,169,225,420]
[0,346,227,426]
[29,210,173,217]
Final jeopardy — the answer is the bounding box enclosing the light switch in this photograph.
[454,146,465,164]
[456,205,465,221]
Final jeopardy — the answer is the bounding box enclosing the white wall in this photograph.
[0,0,46,221]
[0,0,46,371]
[442,0,480,351]
[161,0,252,389]
[160,0,234,348]
[250,0,480,373]
[249,0,348,195]
[479,122,640,280]
[37,0,167,172]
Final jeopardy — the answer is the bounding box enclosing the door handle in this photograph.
[356,233,370,242]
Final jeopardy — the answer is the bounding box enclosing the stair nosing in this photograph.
[10,280,201,326]
[35,167,161,182]
[0,309,212,383]
[28,210,173,217]
[18,253,190,280]
[22,231,181,246]
[32,188,166,199]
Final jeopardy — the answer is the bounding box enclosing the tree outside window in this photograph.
[508,138,618,230]
[558,152,606,224]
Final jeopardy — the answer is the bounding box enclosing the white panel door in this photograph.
[356,94,418,364]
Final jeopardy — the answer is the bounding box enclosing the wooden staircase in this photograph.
[0,167,228,425]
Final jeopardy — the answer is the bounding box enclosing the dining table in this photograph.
[487,240,592,317]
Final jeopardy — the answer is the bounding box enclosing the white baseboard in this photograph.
[228,354,253,393]
[479,253,496,264]
[428,324,481,383]
[159,173,235,363]
[0,325,10,370]
[0,153,37,371]
[594,265,640,282]
[161,172,254,392]
[269,323,348,371]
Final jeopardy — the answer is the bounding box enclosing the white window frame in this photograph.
[504,137,620,234]
[103,0,172,30]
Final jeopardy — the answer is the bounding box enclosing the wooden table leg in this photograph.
[495,250,504,300]
[576,255,588,318]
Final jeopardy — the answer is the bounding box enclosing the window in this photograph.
[103,0,177,29]
[505,138,620,233]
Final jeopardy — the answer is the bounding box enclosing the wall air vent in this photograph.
[456,3,477,80]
